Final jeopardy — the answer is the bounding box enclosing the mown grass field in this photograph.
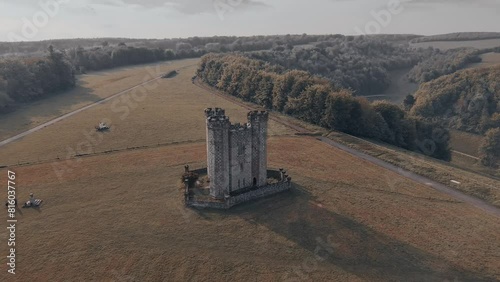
[410,39,500,50]
[0,58,499,281]
[449,130,483,157]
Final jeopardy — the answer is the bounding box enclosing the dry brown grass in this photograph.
[1,137,499,281]
[448,130,500,178]
[0,59,200,141]
[449,130,483,157]
[327,131,500,206]
[466,52,500,69]
[0,60,294,166]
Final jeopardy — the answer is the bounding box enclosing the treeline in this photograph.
[410,32,500,43]
[0,46,75,113]
[245,35,425,96]
[0,34,422,58]
[66,44,203,72]
[197,54,451,160]
[479,128,500,168]
[411,65,500,135]
[407,48,481,83]
[0,34,341,57]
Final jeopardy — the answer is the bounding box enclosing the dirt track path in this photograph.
[194,79,500,218]
[0,76,165,148]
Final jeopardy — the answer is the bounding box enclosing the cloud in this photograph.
[88,0,271,14]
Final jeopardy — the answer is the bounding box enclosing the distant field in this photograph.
[449,130,483,157]
[466,52,500,69]
[410,39,500,50]
[0,59,200,141]
[411,32,500,43]
[0,60,294,166]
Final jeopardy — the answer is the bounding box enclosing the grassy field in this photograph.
[449,130,483,157]
[466,52,500,69]
[328,131,500,206]
[0,59,202,141]
[410,39,500,50]
[1,137,500,281]
[0,61,293,166]
[0,58,499,281]
[448,130,500,178]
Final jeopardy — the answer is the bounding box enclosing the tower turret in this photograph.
[205,108,231,199]
[247,110,269,187]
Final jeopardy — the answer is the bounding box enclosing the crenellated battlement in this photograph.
[247,110,269,122]
[229,122,251,132]
[206,115,230,129]
[205,107,226,118]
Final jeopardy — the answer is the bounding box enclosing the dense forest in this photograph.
[411,65,500,167]
[0,34,424,58]
[407,48,482,83]
[411,65,500,135]
[243,36,497,98]
[0,46,75,113]
[197,54,451,160]
[245,36,425,96]
[0,34,427,111]
[0,34,354,57]
[479,128,500,167]
[66,44,203,72]
[1,33,498,165]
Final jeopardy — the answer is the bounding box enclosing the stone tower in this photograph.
[248,110,268,187]
[205,108,269,199]
[205,108,230,199]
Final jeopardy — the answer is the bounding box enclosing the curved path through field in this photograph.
[0,68,167,148]
[194,79,500,218]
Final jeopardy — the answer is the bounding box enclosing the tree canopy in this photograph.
[197,54,451,160]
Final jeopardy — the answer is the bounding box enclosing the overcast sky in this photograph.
[0,0,499,41]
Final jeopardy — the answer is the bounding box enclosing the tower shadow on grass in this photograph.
[198,183,494,281]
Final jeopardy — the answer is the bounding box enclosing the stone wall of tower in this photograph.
[205,108,269,199]
[248,111,269,187]
[228,124,252,193]
[205,108,230,199]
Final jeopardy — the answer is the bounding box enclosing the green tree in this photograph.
[164,49,175,60]
[322,91,363,134]
[403,94,415,111]
[479,128,500,167]
[373,101,407,146]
